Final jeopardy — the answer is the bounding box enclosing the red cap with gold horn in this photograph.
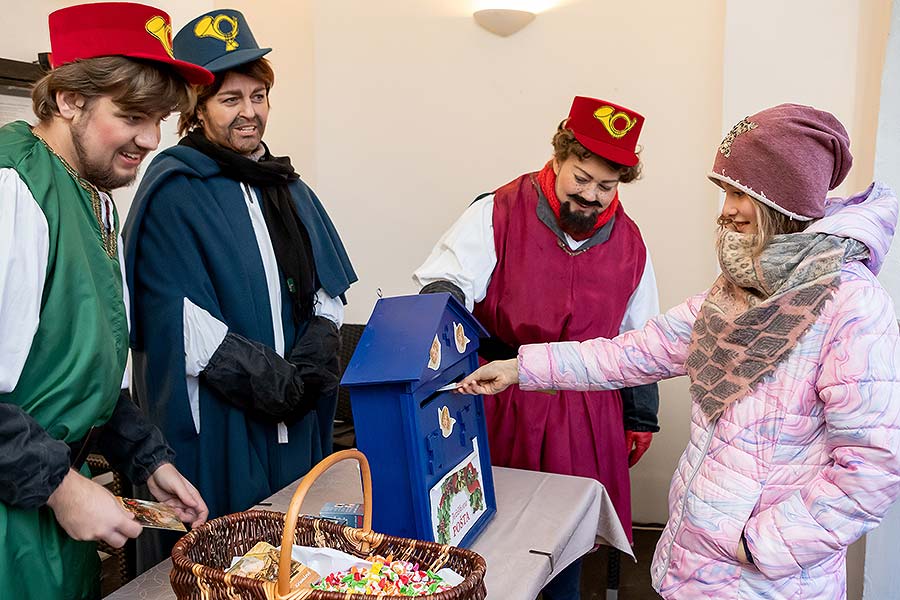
[566,96,644,167]
[48,2,213,85]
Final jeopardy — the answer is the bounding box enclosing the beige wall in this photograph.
[2,0,892,590]
[311,0,725,329]
[0,5,51,63]
[722,0,890,196]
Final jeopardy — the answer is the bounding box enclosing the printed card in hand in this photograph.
[117,497,187,531]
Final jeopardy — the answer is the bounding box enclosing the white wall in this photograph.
[863,1,900,598]
[311,0,724,331]
[721,0,888,196]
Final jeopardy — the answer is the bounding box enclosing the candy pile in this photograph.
[312,555,454,596]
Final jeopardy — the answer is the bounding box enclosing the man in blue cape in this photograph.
[124,9,357,524]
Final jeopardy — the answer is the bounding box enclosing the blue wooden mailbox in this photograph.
[341,293,497,548]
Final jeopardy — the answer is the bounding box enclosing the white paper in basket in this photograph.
[229,545,464,586]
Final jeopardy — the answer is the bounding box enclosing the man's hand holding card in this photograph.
[117,497,187,531]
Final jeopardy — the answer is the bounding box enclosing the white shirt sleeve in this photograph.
[114,231,131,390]
[619,250,660,334]
[0,169,48,394]
[412,195,497,311]
[314,288,345,328]
[182,297,228,435]
[183,298,229,378]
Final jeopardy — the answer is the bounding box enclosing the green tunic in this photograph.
[0,121,128,599]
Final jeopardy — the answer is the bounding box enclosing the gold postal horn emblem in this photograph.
[145,16,174,58]
[194,14,240,51]
[593,105,638,139]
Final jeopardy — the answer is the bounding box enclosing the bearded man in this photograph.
[414,96,661,600]
[0,3,212,598]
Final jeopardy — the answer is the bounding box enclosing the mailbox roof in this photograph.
[341,293,488,386]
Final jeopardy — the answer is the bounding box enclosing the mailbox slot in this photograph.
[418,361,468,409]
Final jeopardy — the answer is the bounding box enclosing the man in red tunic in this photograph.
[415,96,659,599]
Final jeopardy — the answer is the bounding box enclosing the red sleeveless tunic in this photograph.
[473,172,647,541]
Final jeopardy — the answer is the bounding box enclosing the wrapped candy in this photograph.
[312,555,455,596]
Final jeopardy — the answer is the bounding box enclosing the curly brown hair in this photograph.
[31,56,191,122]
[551,120,642,183]
[177,58,275,135]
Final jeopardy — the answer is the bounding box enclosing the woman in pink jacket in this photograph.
[458,104,900,599]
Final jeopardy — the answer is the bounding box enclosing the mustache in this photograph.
[230,116,263,129]
[567,194,603,208]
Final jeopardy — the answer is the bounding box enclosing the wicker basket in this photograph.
[170,449,488,600]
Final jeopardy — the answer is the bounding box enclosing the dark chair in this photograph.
[87,453,135,595]
[334,323,365,450]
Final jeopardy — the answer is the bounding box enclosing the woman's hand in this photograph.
[456,359,519,395]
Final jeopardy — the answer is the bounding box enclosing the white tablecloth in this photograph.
[105,463,632,600]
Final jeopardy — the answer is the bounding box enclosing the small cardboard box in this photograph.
[319,502,364,528]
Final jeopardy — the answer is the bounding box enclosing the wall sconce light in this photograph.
[473,9,536,37]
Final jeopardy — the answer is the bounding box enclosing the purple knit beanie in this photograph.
[708,103,852,220]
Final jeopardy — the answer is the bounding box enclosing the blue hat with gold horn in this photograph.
[173,9,271,74]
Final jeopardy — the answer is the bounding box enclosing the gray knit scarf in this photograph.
[686,229,868,420]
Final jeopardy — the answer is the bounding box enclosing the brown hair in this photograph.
[717,198,811,255]
[551,120,642,183]
[177,58,275,135]
[32,56,191,122]
[753,199,812,251]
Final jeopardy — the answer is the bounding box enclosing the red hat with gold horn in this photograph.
[566,96,644,167]
[48,2,213,85]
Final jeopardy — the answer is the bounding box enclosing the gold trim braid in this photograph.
[33,132,118,259]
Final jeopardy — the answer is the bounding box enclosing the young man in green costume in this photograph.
[0,3,213,598]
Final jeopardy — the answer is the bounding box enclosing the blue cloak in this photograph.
[123,145,356,517]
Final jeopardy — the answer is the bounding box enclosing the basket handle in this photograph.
[277,449,373,597]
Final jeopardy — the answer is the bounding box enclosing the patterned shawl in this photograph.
[686,229,868,420]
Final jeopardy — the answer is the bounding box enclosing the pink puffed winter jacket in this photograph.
[519,183,900,599]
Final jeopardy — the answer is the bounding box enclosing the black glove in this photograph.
[620,383,660,433]
[419,280,466,306]
[288,316,341,399]
[201,332,312,422]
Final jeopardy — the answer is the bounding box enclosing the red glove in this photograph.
[625,431,653,467]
